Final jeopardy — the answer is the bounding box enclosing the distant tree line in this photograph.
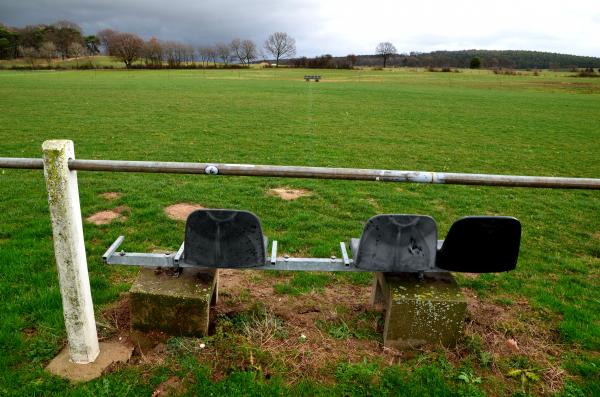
[291,54,349,69]
[3,20,600,70]
[0,20,99,66]
[399,50,600,69]
[295,48,600,70]
[1,21,297,69]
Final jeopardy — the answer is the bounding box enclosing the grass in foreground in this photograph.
[0,67,598,395]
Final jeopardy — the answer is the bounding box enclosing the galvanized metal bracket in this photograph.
[102,236,125,263]
[173,242,185,269]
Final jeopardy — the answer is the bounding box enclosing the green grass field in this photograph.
[0,68,598,396]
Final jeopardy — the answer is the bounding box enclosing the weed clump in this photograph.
[427,66,459,72]
[575,68,600,77]
[493,68,521,75]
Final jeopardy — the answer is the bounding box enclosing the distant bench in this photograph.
[304,75,321,82]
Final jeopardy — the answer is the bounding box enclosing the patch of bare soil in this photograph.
[21,327,37,338]
[448,289,568,394]
[459,273,480,280]
[463,290,563,360]
[164,203,205,221]
[205,270,396,383]
[100,192,122,200]
[268,187,311,201]
[91,297,136,377]
[98,295,171,367]
[97,295,132,342]
[86,206,130,225]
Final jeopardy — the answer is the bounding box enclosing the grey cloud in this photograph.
[1,1,598,57]
[1,0,325,52]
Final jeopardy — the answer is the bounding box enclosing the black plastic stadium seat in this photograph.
[351,214,438,272]
[183,209,267,268]
[436,216,521,273]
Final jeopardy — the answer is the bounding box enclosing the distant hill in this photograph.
[288,50,600,70]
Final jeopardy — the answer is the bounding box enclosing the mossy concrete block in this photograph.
[129,268,218,337]
[374,272,466,349]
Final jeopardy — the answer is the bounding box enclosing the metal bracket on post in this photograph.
[173,242,185,268]
[102,236,125,263]
[340,242,350,266]
[172,242,185,277]
[270,241,278,265]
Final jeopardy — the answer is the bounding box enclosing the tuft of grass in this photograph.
[274,273,332,295]
[316,307,382,341]
[240,309,288,345]
[463,335,494,369]
[337,271,374,286]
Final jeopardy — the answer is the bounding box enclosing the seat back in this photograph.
[184,209,266,268]
[436,216,521,273]
[354,215,437,272]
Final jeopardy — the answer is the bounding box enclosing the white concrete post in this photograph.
[42,140,99,364]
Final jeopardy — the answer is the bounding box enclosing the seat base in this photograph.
[129,268,219,337]
[372,272,466,349]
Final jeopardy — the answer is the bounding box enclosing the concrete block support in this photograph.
[373,272,466,349]
[42,140,99,364]
[129,268,218,337]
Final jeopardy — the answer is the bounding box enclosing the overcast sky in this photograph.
[1,0,599,57]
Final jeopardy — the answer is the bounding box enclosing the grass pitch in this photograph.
[0,67,598,396]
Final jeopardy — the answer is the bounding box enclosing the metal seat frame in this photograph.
[104,212,520,274]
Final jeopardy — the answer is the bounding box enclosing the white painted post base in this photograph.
[43,140,99,364]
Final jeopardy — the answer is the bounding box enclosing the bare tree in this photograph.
[375,42,397,68]
[143,37,163,67]
[97,29,117,55]
[19,46,38,67]
[184,45,195,63]
[264,32,296,67]
[162,41,195,67]
[198,46,212,67]
[68,42,84,67]
[162,41,179,67]
[241,39,257,66]
[230,39,244,65]
[110,32,144,68]
[39,41,56,65]
[49,20,83,59]
[215,42,231,65]
[207,46,217,66]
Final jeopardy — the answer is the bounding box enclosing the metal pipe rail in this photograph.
[1,157,599,189]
